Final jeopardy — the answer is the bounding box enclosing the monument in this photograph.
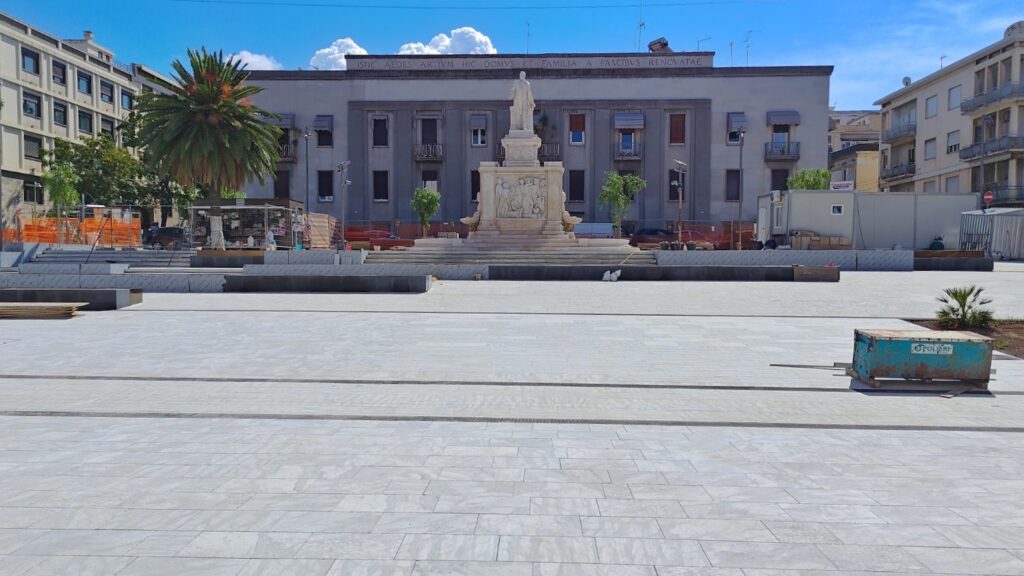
[461,72,582,244]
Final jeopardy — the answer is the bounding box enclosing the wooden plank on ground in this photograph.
[0,302,88,319]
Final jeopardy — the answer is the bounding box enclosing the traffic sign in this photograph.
[983,190,994,206]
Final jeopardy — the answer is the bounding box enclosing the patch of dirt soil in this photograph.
[909,320,1024,359]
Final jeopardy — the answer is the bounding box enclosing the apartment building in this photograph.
[0,10,170,236]
[828,109,880,191]
[828,109,880,153]
[876,20,1024,204]
[244,51,831,228]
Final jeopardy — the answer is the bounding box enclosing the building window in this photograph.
[121,90,134,110]
[470,115,487,146]
[317,170,334,202]
[668,169,684,201]
[314,115,333,147]
[99,80,114,103]
[24,135,42,161]
[946,175,960,194]
[569,114,585,145]
[925,95,937,118]
[947,130,960,154]
[569,170,585,202]
[372,117,388,147]
[21,47,40,74]
[771,124,790,151]
[78,110,93,134]
[907,147,916,164]
[422,169,438,191]
[100,117,115,140]
[373,170,389,202]
[273,170,290,199]
[924,138,936,160]
[77,71,92,94]
[771,169,790,191]
[619,129,635,152]
[52,60,67,85]
[53,102,68,126]
[420,118,438,145]
[471,170,481,202]
[22,92,41,118]
[727,112,747,144]
[948,85,961,110]
[725,169,740,202]
[923,180,937,194]
[669,113,686,145]
[831,204,844,215]
[23,181,44,204]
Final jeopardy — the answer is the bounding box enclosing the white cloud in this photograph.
[228,50,282,71]
[398,27,497,55]
[309,38,368,70]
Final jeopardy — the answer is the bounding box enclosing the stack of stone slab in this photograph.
[230,250,431,293]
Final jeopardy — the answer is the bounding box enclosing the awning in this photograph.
[469,114,487,129]
[266,113,294,128]
[727,112,748,132]
[614,112,645,129]
[313,115,333,131]
[766,110,801,126]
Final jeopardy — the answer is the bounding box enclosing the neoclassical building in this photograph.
[243,50,832,229]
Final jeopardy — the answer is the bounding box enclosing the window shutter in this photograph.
[569,114,585,132]
[670,114,685,143]
[24,136,42,159]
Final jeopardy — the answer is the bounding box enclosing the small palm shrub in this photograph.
[936,285,994,330]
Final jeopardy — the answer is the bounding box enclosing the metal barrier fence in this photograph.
[3,205,144,248]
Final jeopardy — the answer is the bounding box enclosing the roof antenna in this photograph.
[940,54,947,68]
[744,30,753,66]
[636,0,645,51]
[697,37,711,50]
[729,41,734,66]
[526,21,531,55]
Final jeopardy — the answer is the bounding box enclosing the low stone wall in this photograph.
[0,288,140,310]
[0,273,226,293]
[263,250,366,265]
[244,263,487,280]
[489,265,801,282]
[18,263,130,275]
[655,250,913,271]
[225,275,431,293]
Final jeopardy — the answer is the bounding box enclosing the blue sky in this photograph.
[5,0,1020,108]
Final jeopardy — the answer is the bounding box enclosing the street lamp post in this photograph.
[736,127,746,249]
[979,114,996,207]
[303,127,311,249]
[337,161,351,248]
[673,159,687,244]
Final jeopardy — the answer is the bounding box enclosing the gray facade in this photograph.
[243,53,832,229]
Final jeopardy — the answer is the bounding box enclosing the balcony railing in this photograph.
[961,83,1024,114]
[882,122,916,144]
[986,185,1024,204]
[277,143,296,162]
[614,143,643,160]
[958,136,1024,160]
[415,143,444,161]
[495,142,560,161]
[880,163,916,180]
[764,141,800,161]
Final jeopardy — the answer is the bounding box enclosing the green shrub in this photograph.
[936,285,994,330]
[411,187,441,238]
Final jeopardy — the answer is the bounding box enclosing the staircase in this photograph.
[31,248,195,268]
[365,249,656,266]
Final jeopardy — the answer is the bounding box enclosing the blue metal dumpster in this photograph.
[847,329,993,388]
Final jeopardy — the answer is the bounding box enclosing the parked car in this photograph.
[146,227,186,250]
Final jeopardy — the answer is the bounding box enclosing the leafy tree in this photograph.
[411,187,441,238]
[44,138,143,205]
[41,162,80,208]
[936,285,994,330]
[134,48,281,249]
[599,171,647,237]
[786,168,832,191]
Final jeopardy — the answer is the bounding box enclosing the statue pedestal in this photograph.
[501,133,542,167]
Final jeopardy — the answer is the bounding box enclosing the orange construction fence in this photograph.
[13,213,142,247]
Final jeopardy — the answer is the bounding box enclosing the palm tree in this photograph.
[135,48,280,249]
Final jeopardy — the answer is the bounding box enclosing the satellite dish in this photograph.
[902,76,911,87]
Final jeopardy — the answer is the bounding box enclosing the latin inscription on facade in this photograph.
[350,55,711,71]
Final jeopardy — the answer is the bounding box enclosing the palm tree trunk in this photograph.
[208,182,226,250]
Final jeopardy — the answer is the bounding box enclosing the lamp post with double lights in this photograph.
[337,161,351,248]
[672,159,687,244]
[736,127,746,249]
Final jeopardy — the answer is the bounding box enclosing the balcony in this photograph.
[495,142,560,161]
[880,163,916,180]
[415,143,444,161]
[764,141,800,161]
[277,143,296,163]
[960,83,1024,115]
[990,185,1024,204]
[614,143,643,160]
[958,136,1024,160]
[882,123,916,144]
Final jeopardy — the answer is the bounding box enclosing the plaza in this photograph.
[1,266,1024,575]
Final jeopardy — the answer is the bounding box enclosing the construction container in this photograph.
[847,329,993,388]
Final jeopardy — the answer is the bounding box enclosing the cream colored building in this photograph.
[830,145,879,192]
[0,10,169,240]
[876,20,1024,204]
[828,109,879,153]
